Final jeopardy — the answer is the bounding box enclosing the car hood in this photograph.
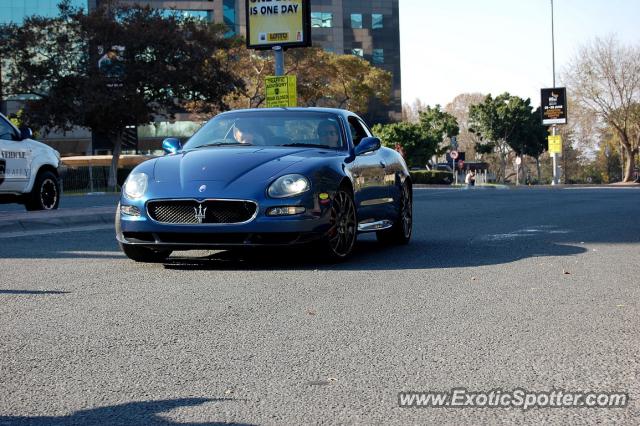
[153,146,337,190]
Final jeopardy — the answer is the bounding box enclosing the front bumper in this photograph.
[116,196,332,250]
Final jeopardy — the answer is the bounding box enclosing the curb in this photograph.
[0,206,116,234]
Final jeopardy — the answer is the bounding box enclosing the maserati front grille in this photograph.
[147,199,257,224]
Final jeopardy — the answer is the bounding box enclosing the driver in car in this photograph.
[233,120,263,145]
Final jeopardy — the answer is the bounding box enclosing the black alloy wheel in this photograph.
[325,189,357,260]
[376,181,412,245]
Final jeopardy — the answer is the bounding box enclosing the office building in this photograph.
[0,0,86,24]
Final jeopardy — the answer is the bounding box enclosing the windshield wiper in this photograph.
[197,141,253,148]
[281,143,334,149]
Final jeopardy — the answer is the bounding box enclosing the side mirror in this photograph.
[354,137,381,156]
[19,127,33,140]
[162,137,182,155]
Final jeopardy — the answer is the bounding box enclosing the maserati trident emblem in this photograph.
[194,204,207,224]
[199,184,207,192]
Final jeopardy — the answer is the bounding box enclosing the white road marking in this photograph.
[563,186,640,190]
[483,226,570,241]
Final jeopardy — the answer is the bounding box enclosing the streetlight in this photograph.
[550,0,559,185]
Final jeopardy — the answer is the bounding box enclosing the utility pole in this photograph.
[550,0,559,185]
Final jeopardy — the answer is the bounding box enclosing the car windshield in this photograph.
[183,111,345,150]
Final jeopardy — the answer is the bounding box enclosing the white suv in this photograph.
[0,112,61,210]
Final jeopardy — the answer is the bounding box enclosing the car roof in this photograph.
[217,107,355,118]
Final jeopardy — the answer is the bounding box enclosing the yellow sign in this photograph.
[548,135,562,154]
[265,75,297,108]
[246,0,310,50]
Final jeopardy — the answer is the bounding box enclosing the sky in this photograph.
[399,0,640,108]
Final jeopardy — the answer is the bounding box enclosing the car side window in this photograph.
[0,117,18,141]
[357,118,373,137]
[347,116,369,146]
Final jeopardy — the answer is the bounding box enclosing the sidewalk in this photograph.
[0,206,116,234]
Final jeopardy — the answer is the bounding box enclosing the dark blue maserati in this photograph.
[116,108,412,262]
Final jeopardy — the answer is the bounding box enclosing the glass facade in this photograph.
[311,12,332,28]
[350,13,362,29]
[372,13,383,29]
[223,0,235,35]
[372,48,384,64]
[0,0,87,24]
[158,9,212,22]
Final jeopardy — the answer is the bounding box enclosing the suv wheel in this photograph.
[25,170,60,211]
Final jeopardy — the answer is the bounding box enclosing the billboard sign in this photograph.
[541,87,567,125]
[98,45,125,87]
[246,0,311,50]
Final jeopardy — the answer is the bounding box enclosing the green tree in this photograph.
[372,121,436,167]
[372,105,458,167]
[418,105,459,144]
[469,93,536,182]
[223,46,391,117]
[0,0,242,189]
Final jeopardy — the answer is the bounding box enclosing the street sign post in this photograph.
[450,150,459,185]
[515,156,522,185]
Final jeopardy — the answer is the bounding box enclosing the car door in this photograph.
[348,116,389,222]
[0,116,31,193]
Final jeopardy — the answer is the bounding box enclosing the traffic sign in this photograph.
[515,156,522,165]
[265,75,297,108]
[548,135,562,154]
[450,150,459,160]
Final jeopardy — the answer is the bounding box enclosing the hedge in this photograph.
[409,170,453,185]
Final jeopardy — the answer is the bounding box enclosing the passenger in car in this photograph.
[317,120,341,148]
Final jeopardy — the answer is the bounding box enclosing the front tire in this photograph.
[115,205,172,263]
[376,180,412,245]
[319,188,357,261]
[25,170,60,211]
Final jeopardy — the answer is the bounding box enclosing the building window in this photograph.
[372,49,384,64]
[351,48,363,57]
[311,12,333,28]
[372,13,383,29]
[223,0,236,35]
[350,13,362,29]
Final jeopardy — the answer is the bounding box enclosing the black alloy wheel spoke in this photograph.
[329,191,356,256]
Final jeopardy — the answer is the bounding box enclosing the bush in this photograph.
[409,170,453,185]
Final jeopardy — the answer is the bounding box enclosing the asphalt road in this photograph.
[1,187,638,425]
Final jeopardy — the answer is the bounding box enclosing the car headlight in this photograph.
[268,174,310,198]
[123,172,148,200]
